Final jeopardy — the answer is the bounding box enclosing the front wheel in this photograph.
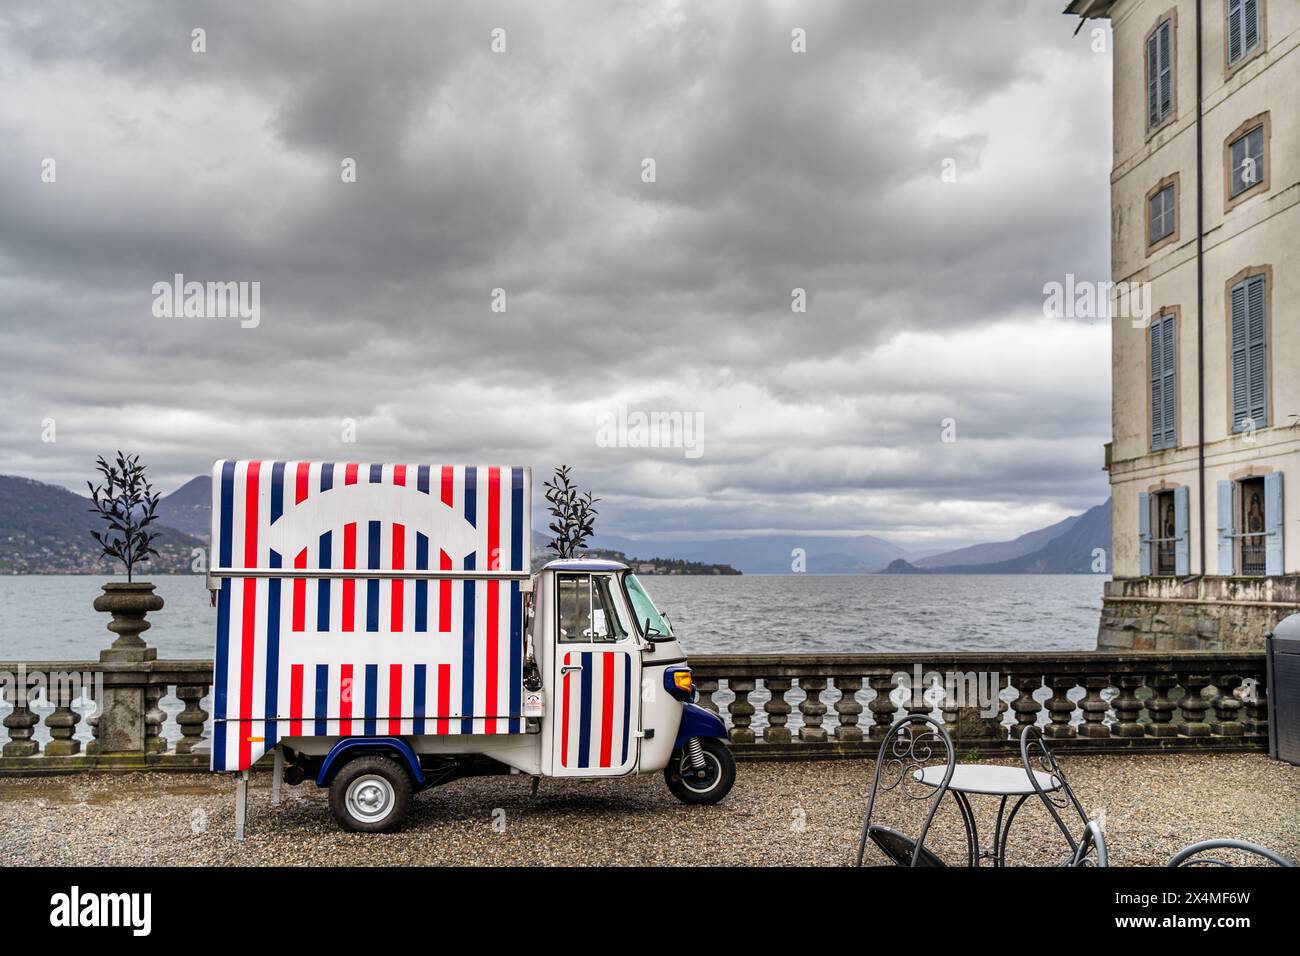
[328,755,413,833]
[664,737,735,805]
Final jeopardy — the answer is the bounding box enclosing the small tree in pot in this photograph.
[544,465,599,558]
[88,452,164,662]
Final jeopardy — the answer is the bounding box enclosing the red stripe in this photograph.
[393,464,407,486]
[600,653,615,768]
[388,664,403,734]
[436,664,450,734]
[438,548,452,633]
[561,652,571,768]
[340,664,353,735]
[486,468,500,733]
[238,461,261,771]
[295,461,310,504]
[292,547,307,632]
[289,664,304,736]
[440,466,453,505]
[391,523,405,632]
[342,522,356,632]
[345,463,359,485]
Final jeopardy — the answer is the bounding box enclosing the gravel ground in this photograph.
[1,753,1296,866]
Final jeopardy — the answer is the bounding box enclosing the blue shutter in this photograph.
[1150,321,1164,449]
[1139,492,1152,576]
[1231,279,1250,430]
[1244,0,1259,53]
[1228,0,1244,63]
[1174,486,1190,576]
[1158,22,1172,118]
[1246,275,1267,426]
[1161,316,1176,447]
[1217,480,1235,574]
[1146,32,1160,128]
[1265,472,1284,575]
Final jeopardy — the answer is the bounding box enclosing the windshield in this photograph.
[624,574,673,641]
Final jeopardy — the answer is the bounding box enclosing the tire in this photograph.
[328,755,413,833]
[664,737,735,805]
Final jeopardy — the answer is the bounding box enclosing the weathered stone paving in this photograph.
[1,752,1296,867]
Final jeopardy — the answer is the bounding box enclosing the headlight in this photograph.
[664,667,694,701]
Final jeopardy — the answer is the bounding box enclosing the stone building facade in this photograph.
[1066,0,1299,648]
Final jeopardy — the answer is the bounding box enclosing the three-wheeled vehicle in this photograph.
[207,460,734,835]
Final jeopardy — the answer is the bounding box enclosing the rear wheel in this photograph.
[328,755,413,833]
[664,737,735,805]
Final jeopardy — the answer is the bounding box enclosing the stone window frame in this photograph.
[1224,0,1267,79]
[1223,112,1270,213]
[1146,172,1180,255]
[1145,8,1178,140]
[1145,306,1182,451]
[1223,264,1273,436]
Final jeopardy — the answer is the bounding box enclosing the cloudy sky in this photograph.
[0,0,1114,552]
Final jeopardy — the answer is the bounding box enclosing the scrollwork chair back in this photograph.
[1167,839,1295,868]
[1020,723,1091,856]
[855,715,955,867]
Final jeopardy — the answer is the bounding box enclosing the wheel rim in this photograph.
[678,750,723,794]
[346,774,395,823]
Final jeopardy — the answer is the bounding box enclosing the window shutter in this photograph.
[1228,0,1244,63]
[1147,32,1160,128]
[1158,23,1172,117]
[1230,279,1250,430]
[1231,134,1247,195]
[1173,486,1190,576]
[1139,492,1152,576]
[1246,275,1267,426]
[1245,0,1259,53]
[1150,321,1164,448]
[1161,316,1177,447]
[1264,471,1283,576]
[1217,480,1235,574]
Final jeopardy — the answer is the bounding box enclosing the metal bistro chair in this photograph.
[855,715,955,867]
[1019,724,1104,866]
[1167,839,1295,868]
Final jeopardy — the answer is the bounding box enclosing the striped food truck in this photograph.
[208,460,734,835]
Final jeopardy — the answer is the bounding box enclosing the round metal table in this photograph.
[914,765,1060,867]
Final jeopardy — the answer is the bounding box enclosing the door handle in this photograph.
[561,664,583,674]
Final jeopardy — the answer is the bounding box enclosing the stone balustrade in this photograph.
[0,650,1269,773]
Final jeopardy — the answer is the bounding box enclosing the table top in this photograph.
[914,764,1061,797]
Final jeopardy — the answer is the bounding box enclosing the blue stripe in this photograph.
[369,463,382,483]
[364,664,378,735]
[366,520,380,632]
[509,581,522,732]
[265,549,282,747]
[316,530,331,631]
[211,460,236,770]
[464,466,477,528]
[270,461,285,523]
[578,652,593,768]
[415,532,429,632]
[621,655,631,765]
[320,462,334,492]
[413,664,427,734]
[417,464,430,495]
[460,552,476,733]
[511,467,524,571]
[314,665,328,736]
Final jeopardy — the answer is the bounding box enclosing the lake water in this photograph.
[0,573,1105,660]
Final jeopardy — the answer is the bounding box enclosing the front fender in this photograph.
[315,736,424,787]
[673,702,728,750]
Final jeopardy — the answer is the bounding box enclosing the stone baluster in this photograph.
[1009,675,1043,740]
[727,679,756,744]
[832,677,863,742]
[144,684,167,754]
[1145,674,1179,737]
[695,678,719,715]
[798,677,827,742]
[43,678,82,757]
[1209,674,1244,738]
[1110,674,1145,738]
[940,692,961,741]
[1044,676,1077,738]
[1242,678,1268,736]
[867,675,898,739]
[175,685,210,755]
[1176,674,1212,737]
[2,681,40,757]
[763,678,792,744]
[1077,676,1112,738]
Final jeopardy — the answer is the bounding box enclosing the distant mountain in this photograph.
[914,513,1080,568]
[883,500,1111,574]
[0,474,208,574]
[156,475,212,539]
[587,532,908,574]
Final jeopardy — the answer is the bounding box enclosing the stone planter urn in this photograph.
[93,581,163,663]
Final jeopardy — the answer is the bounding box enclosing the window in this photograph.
[1146,16,1174,130]
[1238,477,1267,575]
[1227,0,1262,67]
[1140,486,1189,576]
[1147,180,1177,249]
[1217,474,1284,575]
[1153,491,1178,575]
[1225,116,1269,209]
[1229,272,1267,431]
[556,573,627,643]
[1150,313,1177,450]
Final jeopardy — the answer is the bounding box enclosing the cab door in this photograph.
[549,573,640,776]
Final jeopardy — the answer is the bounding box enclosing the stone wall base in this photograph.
[1098,575,1300,650]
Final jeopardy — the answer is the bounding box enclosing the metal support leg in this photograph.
[272,748,284,806]
[997,795,1031,867]
[234,770,249,841]
[950,791,979,866]
[990,796,1008,867]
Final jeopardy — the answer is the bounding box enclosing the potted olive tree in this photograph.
[88,452,163,663]
[544,465,599,558]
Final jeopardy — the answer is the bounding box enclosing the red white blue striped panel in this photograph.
[210,461,530,772]
[559,649,634,771]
